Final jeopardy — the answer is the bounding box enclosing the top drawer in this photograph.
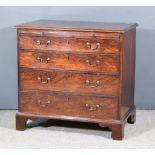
[18,30,120,54]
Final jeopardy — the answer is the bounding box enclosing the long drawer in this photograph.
[19,69,119,96]
[19,51,119,73]
[18,35,120,54]
[19,91,118,120]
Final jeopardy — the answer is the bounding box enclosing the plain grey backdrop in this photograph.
[0,6,154,109]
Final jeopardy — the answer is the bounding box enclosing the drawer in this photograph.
[19,51,119,73]
[20,69,119,96]
[18,36,120,54]
[19,91,118,120]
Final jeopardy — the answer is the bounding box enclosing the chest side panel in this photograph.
[120,28,136,118]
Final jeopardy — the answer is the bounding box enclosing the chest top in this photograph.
[16,19,137,32]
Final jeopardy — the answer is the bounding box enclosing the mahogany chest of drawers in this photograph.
[16,20,137,140]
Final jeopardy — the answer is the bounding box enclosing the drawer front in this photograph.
[19,36,119,54]
[20,69,119,96]
[19,51,119,73]
[19,92,118,120]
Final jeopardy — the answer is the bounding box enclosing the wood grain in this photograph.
[20,68,119,96]
[19,51,119,73]
[19,35,120,53]
[19,91,118,120]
